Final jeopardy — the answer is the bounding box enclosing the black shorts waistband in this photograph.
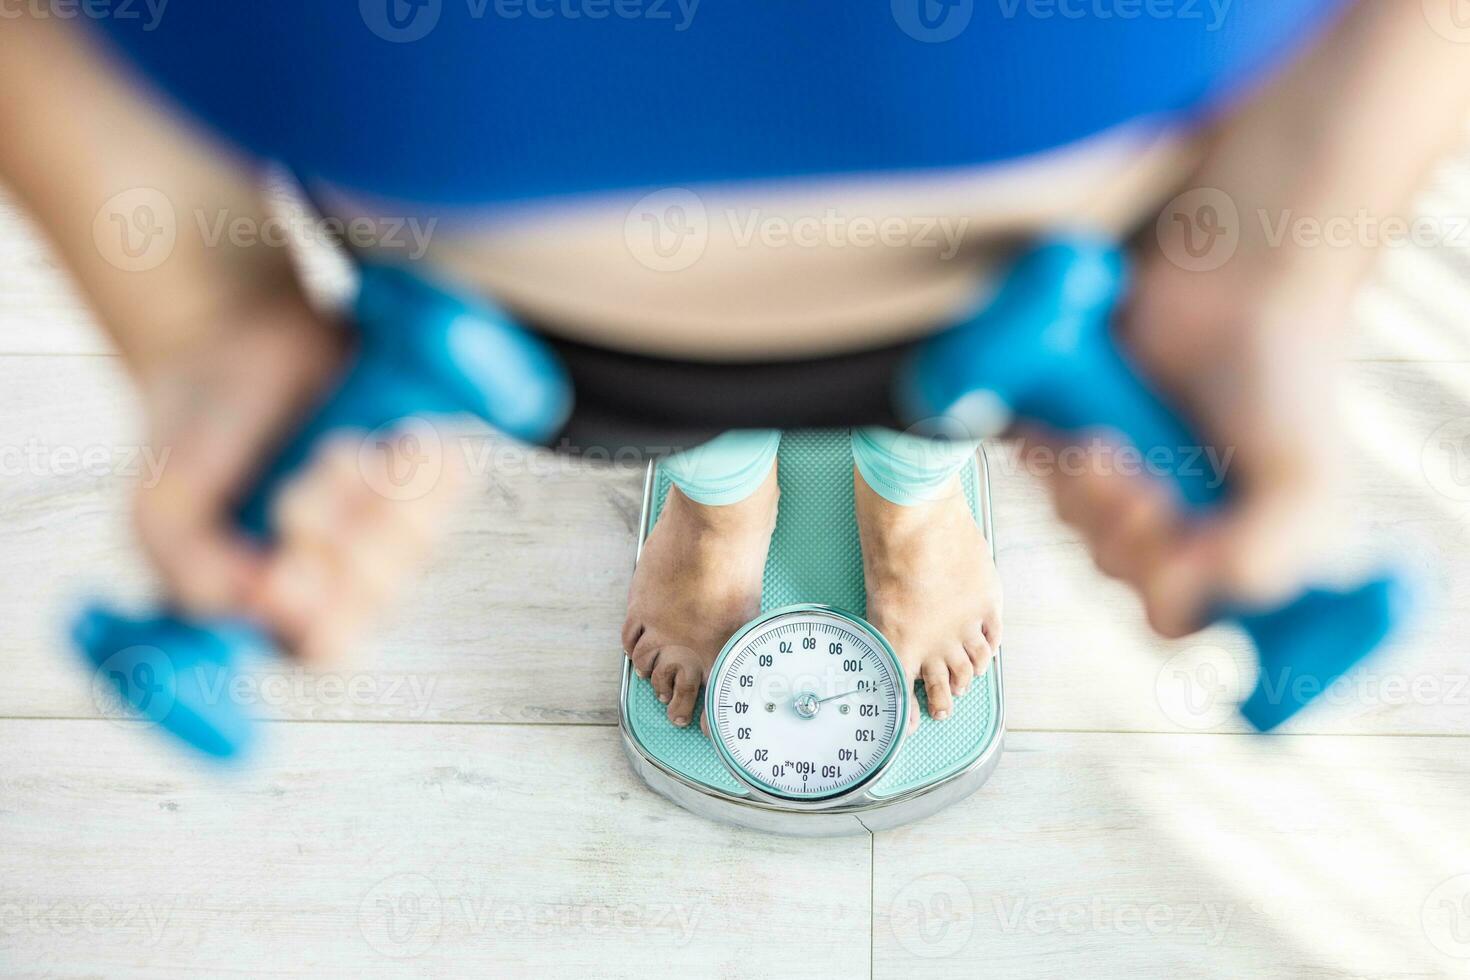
[540,329,915,457]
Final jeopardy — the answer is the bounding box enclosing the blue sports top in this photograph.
[93,2,1348,206]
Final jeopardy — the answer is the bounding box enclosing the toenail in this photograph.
[658,694,670,703]
[955,687,968,697]
[674,716,688,726]
[935,709,950,720]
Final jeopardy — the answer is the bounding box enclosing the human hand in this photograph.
[132,288,469,662]
[1026,243,1345,638]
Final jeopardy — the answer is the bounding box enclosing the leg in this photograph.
[852,428,1003,732]
[622,431,781,728]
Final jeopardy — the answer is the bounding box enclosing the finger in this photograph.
[292,591,371,664]
[1141,493,1324,641]
[667,664,700,728]
[1212,463,1330,606]
[257,469,387,656]
[134,442,264,615]
[922,659,953,721]
[352,423,470,541]
[260,432,465,655]
[137,310,345,615]
[254,545,336,655]
[1041,435,1169,564]
[1090,478,1178,585]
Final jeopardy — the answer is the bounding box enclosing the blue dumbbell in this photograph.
[898,236,1410,731]
[73,263,573,759]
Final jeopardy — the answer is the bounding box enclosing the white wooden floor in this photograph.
[5,150,1470,978]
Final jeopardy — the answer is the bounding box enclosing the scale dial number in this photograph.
[708,608,905,801]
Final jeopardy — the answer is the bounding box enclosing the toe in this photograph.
[667,663,701,727]
[631,634,661,678]
[906,690,921,734]
[947,647,975,698]
[964,624,994,676]
[922,659,953,720]
[982,615,1002,651]
[650,652,679,703]
[621,616,644,658]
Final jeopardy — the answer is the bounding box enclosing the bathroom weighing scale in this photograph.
[619,430,1004,836]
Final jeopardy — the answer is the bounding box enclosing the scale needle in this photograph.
[813,684,885,705]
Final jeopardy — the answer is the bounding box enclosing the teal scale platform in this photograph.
[619,430,1005,834]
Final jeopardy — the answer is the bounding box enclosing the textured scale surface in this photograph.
[623,429,1002,801]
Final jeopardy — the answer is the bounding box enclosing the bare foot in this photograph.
[855,467,1002,733]
[622,467,779,728]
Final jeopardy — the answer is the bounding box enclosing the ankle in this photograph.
[856,473,966,536]
[670,479,778,535]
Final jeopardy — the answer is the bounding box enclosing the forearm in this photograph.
[0,16,303,373]
[1183,0,1470,302]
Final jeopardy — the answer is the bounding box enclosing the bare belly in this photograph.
[332,125,1198,360]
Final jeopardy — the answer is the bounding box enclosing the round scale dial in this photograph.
[706,605,907,803]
